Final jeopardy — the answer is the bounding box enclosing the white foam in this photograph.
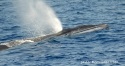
[1,39,34,47]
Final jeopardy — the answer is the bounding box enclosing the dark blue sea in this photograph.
[0,0,125,66]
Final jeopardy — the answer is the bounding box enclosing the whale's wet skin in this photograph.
[0,24,107,51]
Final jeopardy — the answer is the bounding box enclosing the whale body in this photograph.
[0,24,108,51]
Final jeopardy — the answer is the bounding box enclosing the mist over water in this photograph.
[15,0,62,37]
[1,0,125,66]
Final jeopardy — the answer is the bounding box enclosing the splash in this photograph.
[15,0,62,37]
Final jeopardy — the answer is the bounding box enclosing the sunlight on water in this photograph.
[15,0,62,37]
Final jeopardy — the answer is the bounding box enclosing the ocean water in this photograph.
[0,0,125,66]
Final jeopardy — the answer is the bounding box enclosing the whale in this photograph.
[0,24,108,51]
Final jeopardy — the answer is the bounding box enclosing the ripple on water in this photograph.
[0,0,125,66]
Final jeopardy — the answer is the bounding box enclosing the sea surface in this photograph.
[0,0,125,66]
